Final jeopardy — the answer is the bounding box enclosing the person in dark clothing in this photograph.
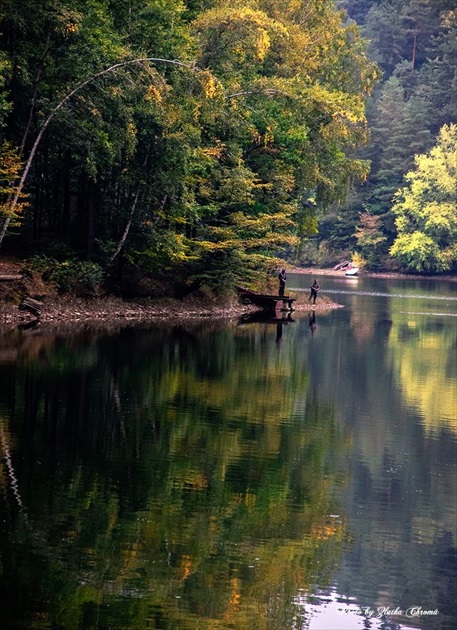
[278,268,286,296]
[309,279,319,304]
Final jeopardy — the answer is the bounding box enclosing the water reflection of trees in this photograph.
[294,295,456,626]
[0,323,348,629]
[387,308,457,433]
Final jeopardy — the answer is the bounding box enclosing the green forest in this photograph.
[0,0,456,297]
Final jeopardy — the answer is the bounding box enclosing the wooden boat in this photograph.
[334,260,352,271]
[237,287,296,311]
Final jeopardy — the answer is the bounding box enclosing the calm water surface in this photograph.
[0,274,455,629]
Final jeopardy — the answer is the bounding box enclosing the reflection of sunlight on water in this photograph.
[294,287,457,302]
[0,420,25,511]
[398,311,457,317]
[295,589,422,630]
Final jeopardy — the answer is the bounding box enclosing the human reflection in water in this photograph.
[276,322,283,343]
[309,311,317,335]
[276,310,295,343]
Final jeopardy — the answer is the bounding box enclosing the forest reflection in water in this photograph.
[0,275,456,629]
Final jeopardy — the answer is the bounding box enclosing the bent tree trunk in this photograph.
[108,188,141,265]
[0,57,194,249]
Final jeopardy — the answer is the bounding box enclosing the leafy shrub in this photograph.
[72,261,104,293]
[351,252,366,270]
[26,254,55,276]
[26,256,104,294]
[42,242,77,261]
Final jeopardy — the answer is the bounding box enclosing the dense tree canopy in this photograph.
[0,0,378,292]
[310,0,457,272]
[1,0,454,284]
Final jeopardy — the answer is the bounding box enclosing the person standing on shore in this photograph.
[278,268,286,296]
[309,279,319,304]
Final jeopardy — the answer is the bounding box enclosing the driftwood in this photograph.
[19,297,43,318]
[0,274,22,281]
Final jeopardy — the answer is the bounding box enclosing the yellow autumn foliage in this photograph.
[0,142,28,223]
[388,318,457,433]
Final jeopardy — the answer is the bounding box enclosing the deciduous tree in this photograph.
[390,123,457,272]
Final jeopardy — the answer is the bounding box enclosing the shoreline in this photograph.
[1,256,341,327]
[289,266,457,282]
[3,264,453,329]
[0,293,341,328]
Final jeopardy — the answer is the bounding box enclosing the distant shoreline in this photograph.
[289,267,457,282]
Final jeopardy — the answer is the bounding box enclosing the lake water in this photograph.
[0,273,455,630]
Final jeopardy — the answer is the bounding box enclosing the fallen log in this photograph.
[0,274,22,281]
[19,297,43,318]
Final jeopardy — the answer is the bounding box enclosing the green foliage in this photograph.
[312,1,457,271]
[389,124,457,272]
[180,1,378,285]
[418,7,457,134]
[0,53,12,128]
[0,142,27,225]
[27,254,104,293]
[1,0,379,289]
[355,210,387,268]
